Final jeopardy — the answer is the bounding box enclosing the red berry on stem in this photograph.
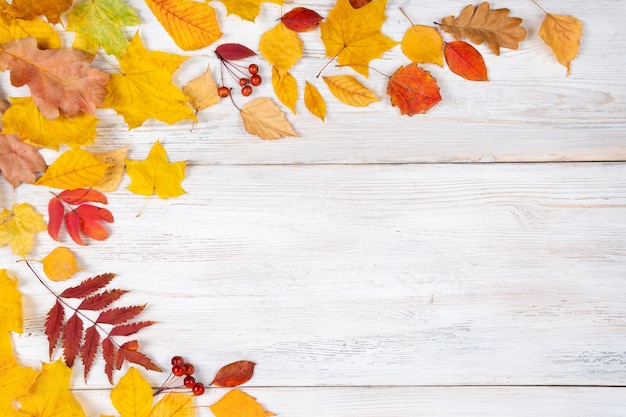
[184,363,195,376]
[241,85,253,96]
[184,375,196,388]
[172,364,185,376]
[239,77,248,86]
[218,86,230,98]
[248,63,258,75]
[250,74,262,86]
[171,356,184,366]
[192,382,205,396]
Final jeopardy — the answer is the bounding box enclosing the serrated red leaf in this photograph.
[61,273,116,298]
[115,340,161,372]
[97,305,145,325]
[281,7,323,32]
[77,289,128,310]
[386,64,442,116]
[349,0,372,9]
[212,360,256,387]
[47,197,64,241]
[215,43,256,61]
[102,336,115,384]
[75,204,114,223]
[81,325,100,381]
[62,313,83,368]
[59,188,108,205]
[45,299,64,359]
[109,321,156,337]
[80,216,110,241]
[444,40,488,81]
[65,210,85,245]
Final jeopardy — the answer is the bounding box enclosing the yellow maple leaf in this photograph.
[183,65,220,112]
[239,97,298,140]
[35,149,110,189]
[401,25,443,66]
[320,0,397,77]
[0,270,22,334]
[0,18,61,49]
[259,22,303,75]
[103,33,197,129]
[0,204,47,258]
[126,141,186,199]
[40,247,82,282]
[539,13,583,76]
[304,81,326,122]
[323,75,379,107]
[2,97,97,150]
[93,145,130,192]
[218,0,283,22]
[271,67,297,114]
[210,389,274,417]
[145,0,221,51]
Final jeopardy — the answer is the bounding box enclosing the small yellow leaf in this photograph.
[259,22,303,74]
[149,393,194,417]
[183,65,220,112]
[93,145,130,192]
[240,97,298,140]
[0,269,22,333]
[41,247,82,282]
[401,25,443,66]
[271,67,297,114]
[210,389,274,417]
[304,81,326,122]
[126,141,186,199]
[110,367,153,417]
[35,149,110,189]
[323,75,379,107]
[0,203,47,258]
[539,14,583,76]
[218,0,284,22]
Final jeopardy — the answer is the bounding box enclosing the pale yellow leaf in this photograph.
[539,14,583,76]
[110,367,153,417]
[149,393,195,417]
[240,97,298,140]
[271,67,297,114]
[183,65,220,112]
[35,149,110,189]
[0,269,22,333]
[304,81,326,122]
[323,75,379,107]
[41,247,82,282]
[0,203,47,258]
[401,25,443,66]
[93,145,130,192]
[259,22,303,74]
[1,18,61,49]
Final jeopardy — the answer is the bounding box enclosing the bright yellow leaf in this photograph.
[271,67,297,114]
[218,0,283,22]
[401,25,443,66]
[240,97,298,140]
[149,393,195,417]
[103,33,197,129]
[259,22,303,74]
[304,81,326,122]
[0,18,61,49]
[0,204,47,258]
[41,247,82,282]
[0,270,22,333]
[183,65,220,112]
[320,0,397,77]
[145,0,221,50]
[323,75,379,107]
[210,389,274,417]
[110,367,153,417]
[539,13,583,76]
[1,97,97,150]
[0,356,39,417]
[126,141,186,199]
[18,359,87,417]
[93,145,130,192]
[35,149,110,189]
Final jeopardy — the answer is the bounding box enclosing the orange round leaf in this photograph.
[386,64,442,116]
[444,41,489,81]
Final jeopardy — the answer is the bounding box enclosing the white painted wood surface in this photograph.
[2,0,625,416]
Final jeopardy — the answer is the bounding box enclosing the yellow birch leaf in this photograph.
[110,367,153,417]
[18,359,86,417]
[210,389,274,417]
[149,393,195,417]
[1,97,97,150]
[126,141,186,199]
[145,0,222,50]
[41,247,82,282]
[539,14,583,76]
[259,22,303,74]
[218,0,284,22]
[304,81,326,122]
[271,66,297,114]
[323,75,379,107]
[401,25,443,66]
[183,65,220,112]
[0,203,47,258]
[35,149,110,189]
[0,18,61,49]
[0,270,22,333]
[93,145,130,192]
[240,97,298,140]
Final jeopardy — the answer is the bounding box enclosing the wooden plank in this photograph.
[6,163,626,389]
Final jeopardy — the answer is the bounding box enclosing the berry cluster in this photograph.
[218,63,263,98]
[156,356,205,396]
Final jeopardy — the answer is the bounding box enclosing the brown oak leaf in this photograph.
[0,133,47,187]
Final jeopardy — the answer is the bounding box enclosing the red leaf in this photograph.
[80,216,110,241]
[444,41,488,81]
[211,360,256,387]
[109,321,156,337]
[386,64,442,116]
[77,289,128,310]
[62,313,83,368]
[65,210,85,245]
[47,197,64,241]
[75,204,114,223]
[61,273,116,298]
[102,336,115,384]
[81,325,100,381]
[281,7,323,32]
[215,43,256,61]
[97,305,145,325]
[58,188,108,205]
[45,299,64,359]
[349,0,372,8]
[115,340,161,372]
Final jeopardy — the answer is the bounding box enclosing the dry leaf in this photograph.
[35,149,110,189]
[110,367,153,416]
[218,0,284,22]
[386,64,442,115]
[0,18,61,49]
[349,0,372,9]
[126,141,187,199]
[323,75,379,107]
[401,25,444,66]
[304,81,326,122]
[210,389,274,417]
[259,22,303,75]
[41,247,82,282]
[281,7,323,32]
[212,360,256,387]
[440,2,526,56]
[444,41,489,81]
[150,393,195,417]
[0,133,47,187]
[6,0,73,24]
[0,203,47,258]
[93,145,130,192]
[539,13,583,75]
[240,97,298,140]
[0,269,23,333]
[183,65,220,112]
[271,67,298,114]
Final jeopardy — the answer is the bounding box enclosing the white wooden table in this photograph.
[2,0,626,415]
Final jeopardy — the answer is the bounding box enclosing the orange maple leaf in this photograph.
[6,0,72,24]
[386,64,442,116]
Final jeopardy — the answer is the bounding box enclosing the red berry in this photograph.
[172,364,185,376]
[171,356,184,366]
[241,85,253,96]
[239,77,248,86]
[184,363,195,376]
[192,382,205,396]
[248,63,258,75]
[250,74,262,86]
[218,86,230,98]
[184,375,196,388]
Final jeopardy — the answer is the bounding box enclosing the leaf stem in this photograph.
[316,49,343,78]
[529,0,549,15]
[399,7,416,27]
[136,194,153,218]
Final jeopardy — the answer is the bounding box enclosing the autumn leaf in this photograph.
[537,9,583,75]
[0,203,47,258]
[272,67,298,114]
[6,0,73,25]
[41,247,82,282]
[440,2,526,56]
[145,0,222,51]
[212,360,256,387]
[259,22,303,75]
[0,38,110,119]
[281,7,323,32]
[35,149,110,189]
[401,25,443,66]
[218,0,284,22]
[210,389,274,417]
[304,81,326,122]
[349,0,372,9]
[103,33,197,129]
[183,65,220,112]
[126,141,186,199]
[67,0,140,56]
[320,0,397,77]
[215,43,256,61]
[386,64,442,116]
[0,133,46,187]
[444,41,489,81]
[93,145,130,192]
[0,269,22,333]
[323,75,379,107]
[0,18,61,49]
[240,97,298,140]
